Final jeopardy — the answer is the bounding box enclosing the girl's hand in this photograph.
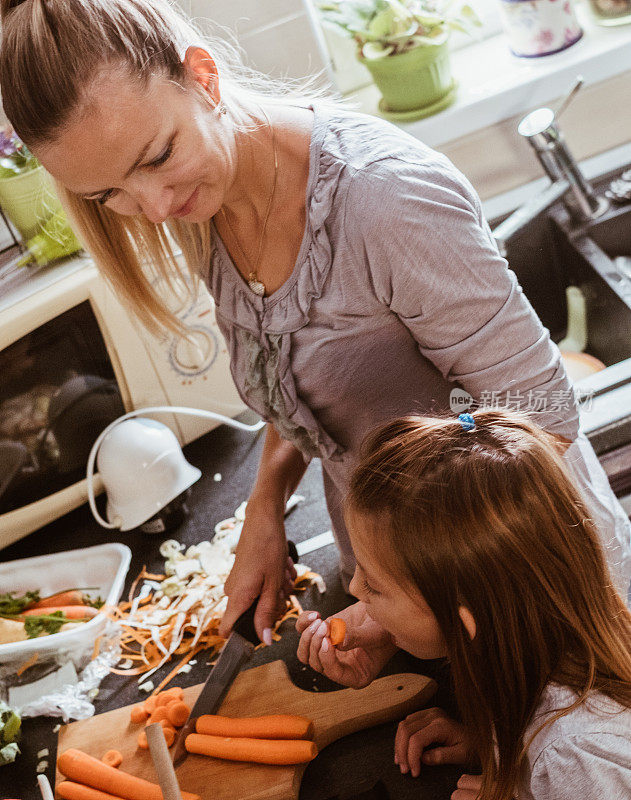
[219,504,296,644]
[395,707,473,777]
[452,774,483,800]
[296,601,398,689]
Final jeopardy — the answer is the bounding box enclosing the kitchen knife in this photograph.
[172,539,299,768]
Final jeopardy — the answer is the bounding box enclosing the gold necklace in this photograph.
[220,107,278,297]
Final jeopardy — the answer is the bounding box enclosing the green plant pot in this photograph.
[0,164,64,242]
[359,39,455,119]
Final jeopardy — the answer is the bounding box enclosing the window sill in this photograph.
[346,9,631,150]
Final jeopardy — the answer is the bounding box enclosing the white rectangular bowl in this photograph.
[0,542,131,668]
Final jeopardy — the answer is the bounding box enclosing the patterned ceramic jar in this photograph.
[498,0,583,57]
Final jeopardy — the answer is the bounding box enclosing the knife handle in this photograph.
[287,539,299,563]
[232,539,299,644]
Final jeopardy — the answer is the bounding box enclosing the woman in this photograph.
[2,0,628,644]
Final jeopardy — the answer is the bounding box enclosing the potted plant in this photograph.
[0,127,81,262]
[317,0,480,120]
[0,127,63,242]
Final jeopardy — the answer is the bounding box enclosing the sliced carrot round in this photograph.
[130,705,148,724]
[167,702,190,728]
[101,749,122,768]
[143,696,158,714]
[155,693,171,707]
[149,707,169,724]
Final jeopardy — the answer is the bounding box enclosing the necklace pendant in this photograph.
[248,273,266,297]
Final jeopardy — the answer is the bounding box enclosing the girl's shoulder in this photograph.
[520,683,631,800]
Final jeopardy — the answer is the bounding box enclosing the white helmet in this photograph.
[96,418,201,531]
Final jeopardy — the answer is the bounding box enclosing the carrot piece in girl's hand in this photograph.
[329,618,346,647]
[167,701,190,728]
[130,705,148,724]
[196,713,314,740]
[101,750,122,768]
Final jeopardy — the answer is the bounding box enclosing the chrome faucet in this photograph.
[493,77,609,258]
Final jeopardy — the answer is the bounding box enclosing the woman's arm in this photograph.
[218,424,309,643]
[344,158,580,444]
[248,424,309,514]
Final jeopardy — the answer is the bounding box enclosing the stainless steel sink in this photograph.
[495,172,631,484]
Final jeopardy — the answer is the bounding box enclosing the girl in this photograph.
[297,410,631,800]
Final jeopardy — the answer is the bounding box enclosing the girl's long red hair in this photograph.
[348,410,631,800]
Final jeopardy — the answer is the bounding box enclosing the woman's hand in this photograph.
[395,707,473,778]
[218,501,296,644]
[296,601,398,689]
[452,774,484,800]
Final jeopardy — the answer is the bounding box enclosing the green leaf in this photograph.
[317,0,478,44]
[0,710,21,746]
[362,41,396,58]
[0,591,40,616]
[410,29,448,45]
[23,611,67,638]
[0,702,21,766]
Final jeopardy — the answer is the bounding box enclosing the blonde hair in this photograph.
[348,410,631,800]
[0,0,335,335]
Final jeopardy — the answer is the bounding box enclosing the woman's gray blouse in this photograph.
[202,102,631,595]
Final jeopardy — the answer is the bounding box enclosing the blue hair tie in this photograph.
[458,413,475,431]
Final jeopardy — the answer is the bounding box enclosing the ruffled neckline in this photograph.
[208,101,344,335]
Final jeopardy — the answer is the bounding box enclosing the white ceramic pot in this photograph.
[498,0,583,57]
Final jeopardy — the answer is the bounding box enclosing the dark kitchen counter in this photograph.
[1,420,464,800]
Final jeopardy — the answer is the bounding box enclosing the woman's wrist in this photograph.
[245,489,287,523]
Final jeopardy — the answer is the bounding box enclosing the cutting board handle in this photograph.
[302,667,437,749]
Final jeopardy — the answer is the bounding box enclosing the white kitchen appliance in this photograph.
[0,255,246,549]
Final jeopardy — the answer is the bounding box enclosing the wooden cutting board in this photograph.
[57,660,436,800]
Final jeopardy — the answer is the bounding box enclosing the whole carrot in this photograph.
[185,733,318,765]
[56,781,127,800]
[30,590,85,608]
[22,605,99,619]
[196,713,314,740]
[57,748,200,800]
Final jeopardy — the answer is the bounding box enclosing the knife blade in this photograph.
[171,539,299,769]
[171,602,257,768]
